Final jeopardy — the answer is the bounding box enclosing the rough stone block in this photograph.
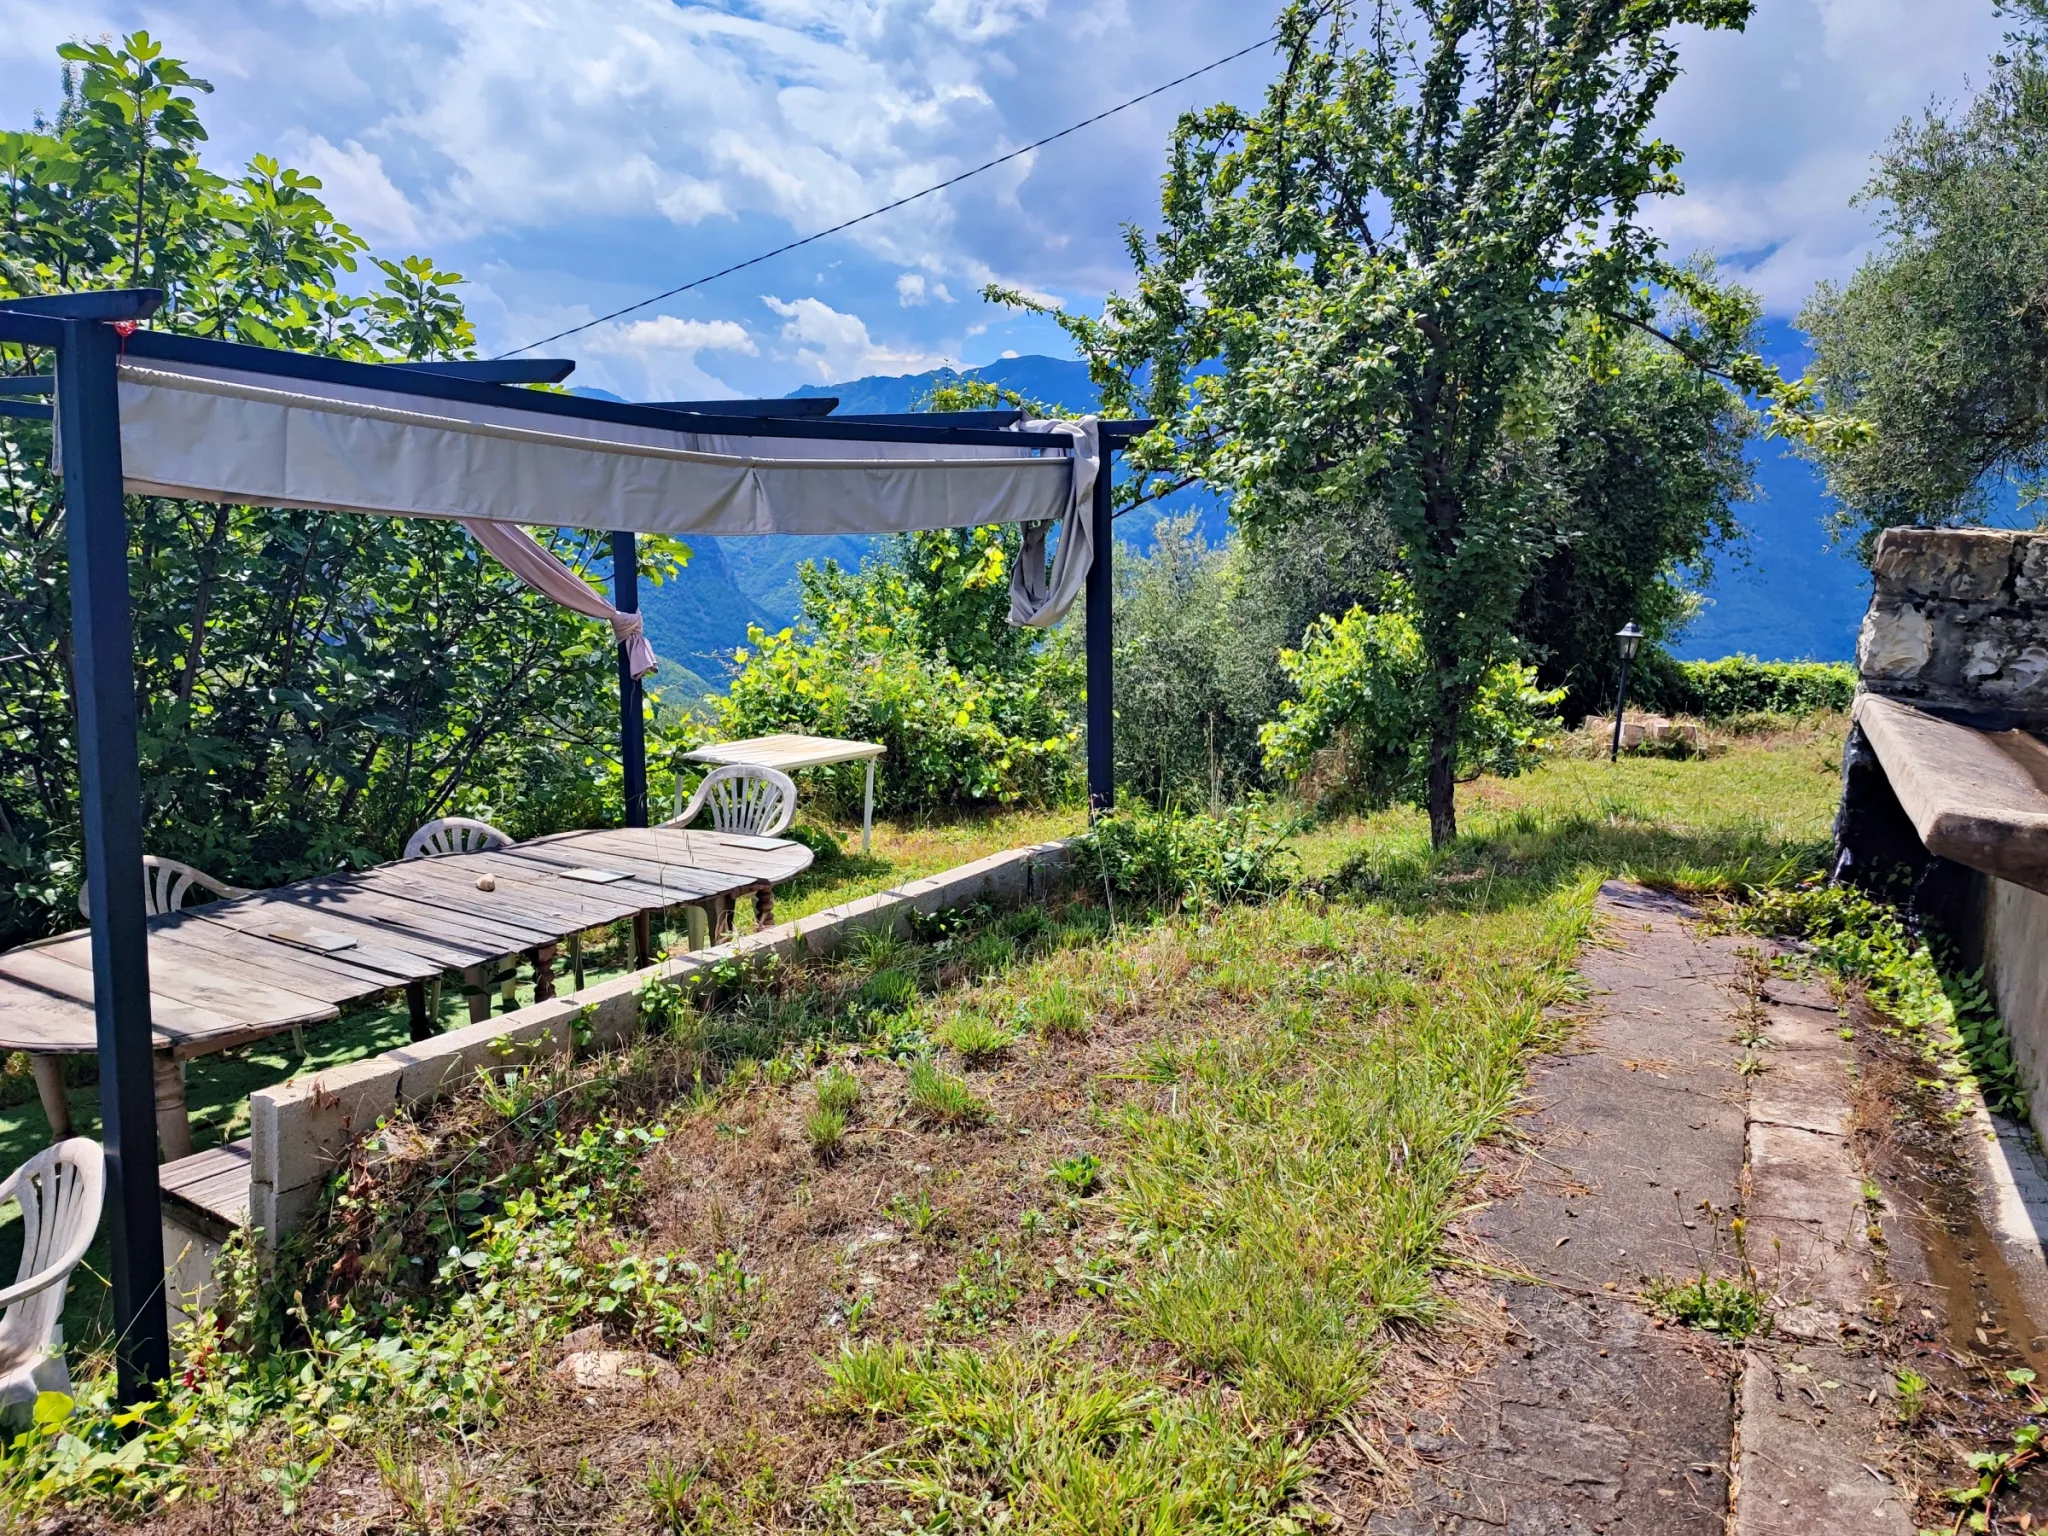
[1872,526,2016,601]
[1856,601,1932,681]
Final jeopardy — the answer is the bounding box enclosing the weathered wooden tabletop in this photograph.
[0,825,812,1059]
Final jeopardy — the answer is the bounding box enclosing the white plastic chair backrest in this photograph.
[403,817,513,860]
[76,855,250,920]
[0,1139,103,1356]
[669,765,797,837]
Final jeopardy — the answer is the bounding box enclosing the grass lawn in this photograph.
[1,722,1845,1527]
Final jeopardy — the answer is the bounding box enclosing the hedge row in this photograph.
[1638,654,1858,719]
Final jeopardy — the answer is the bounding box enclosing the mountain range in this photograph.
[631,352,1872,698]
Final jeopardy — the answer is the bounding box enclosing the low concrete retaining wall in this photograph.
[1981,877,2048,1134]
[242,836,1074,1247]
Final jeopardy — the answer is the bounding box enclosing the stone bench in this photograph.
[1854,694,2048,895]
[158,837,1074,1323]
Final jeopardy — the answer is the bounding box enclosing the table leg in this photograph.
[534,944,557,1003]
[406,979,435,1042]
[632,912,654,968]
[570,931,585,992]
[29,1055,72,1142]
[461,963,493,1024]
[155,1050,193,1163]
[863,758,875,854]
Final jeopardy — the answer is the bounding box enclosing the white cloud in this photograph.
[1646,0,2009,313]
[896,272,955,306]
[761,294,945,379]
[563,311,758,399]
[601,315,756,357]
[290,134,420,246]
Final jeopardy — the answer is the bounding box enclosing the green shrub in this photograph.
[1259,597,1563,806]
[1642,656,1856,720]
[1079,801,1300,910]
[712,534,1081,814]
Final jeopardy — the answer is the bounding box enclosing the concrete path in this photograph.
[1365,883,1915,1535]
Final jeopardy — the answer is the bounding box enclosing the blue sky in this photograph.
[0,0,2015,399]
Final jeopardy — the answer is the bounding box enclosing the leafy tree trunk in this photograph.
[1426,685,1460,848]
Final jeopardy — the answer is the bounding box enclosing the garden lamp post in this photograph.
[1610,622,1645,762]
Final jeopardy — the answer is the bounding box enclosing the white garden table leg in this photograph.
[863,758,875,854]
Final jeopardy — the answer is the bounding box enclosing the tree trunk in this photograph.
[1426,695,1460,849]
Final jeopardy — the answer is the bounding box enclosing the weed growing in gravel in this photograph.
[906,1058,990,1126]
[1049,1153,1103,1196]
[1643,1273,1770,1338]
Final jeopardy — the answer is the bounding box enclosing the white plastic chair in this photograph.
[666,765,798,837]
[76,855,249,919]
[402,816,512,860]
[404,817,517,1023]
[0,1139,104,1421]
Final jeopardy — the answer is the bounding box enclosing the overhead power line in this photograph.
[497,33,1280,358]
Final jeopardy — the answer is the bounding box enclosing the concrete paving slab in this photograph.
[1367,1286,1734,1536]
[1748,1051,1854,1136]
[1733,1344,1912,1535]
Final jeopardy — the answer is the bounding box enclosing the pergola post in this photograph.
[611,531,652,964]
[55,304,170,1400]
[1084,440,1115,817]
[612,530,648,829]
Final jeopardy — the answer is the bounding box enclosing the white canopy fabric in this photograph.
[107,357,1099,629]
[460,518,656,677]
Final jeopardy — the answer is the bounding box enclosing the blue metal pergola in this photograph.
[0,287,1145,1400]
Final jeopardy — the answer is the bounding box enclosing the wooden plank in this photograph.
[204,884,528,970]
[32,926,338,1030]
[0,988,105,1053]
[569,828,811,884]
[424,851,651,924]
[356,862,611,938]
[491,839,742,903]
[0,945,240,1050]
[161,1138,251,1232]
[150,911,409,1004]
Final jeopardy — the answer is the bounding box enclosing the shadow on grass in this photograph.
[1329,805,1830,918]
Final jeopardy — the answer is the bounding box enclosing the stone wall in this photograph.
[1858,528,2048,726]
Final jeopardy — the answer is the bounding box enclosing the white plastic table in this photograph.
[682,733,887,851]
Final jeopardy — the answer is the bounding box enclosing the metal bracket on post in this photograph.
[52,294,171,1401]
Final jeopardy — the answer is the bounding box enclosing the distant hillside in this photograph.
[626,348,1872,671]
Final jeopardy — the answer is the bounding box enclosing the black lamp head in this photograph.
[1615,622,1644,662]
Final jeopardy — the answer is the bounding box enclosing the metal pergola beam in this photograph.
[0,287,1155,1401]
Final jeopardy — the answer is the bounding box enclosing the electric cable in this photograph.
[496,33,1279,358]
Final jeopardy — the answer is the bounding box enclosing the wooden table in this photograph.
[0,826,811,1156]
[684,733,887,851]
